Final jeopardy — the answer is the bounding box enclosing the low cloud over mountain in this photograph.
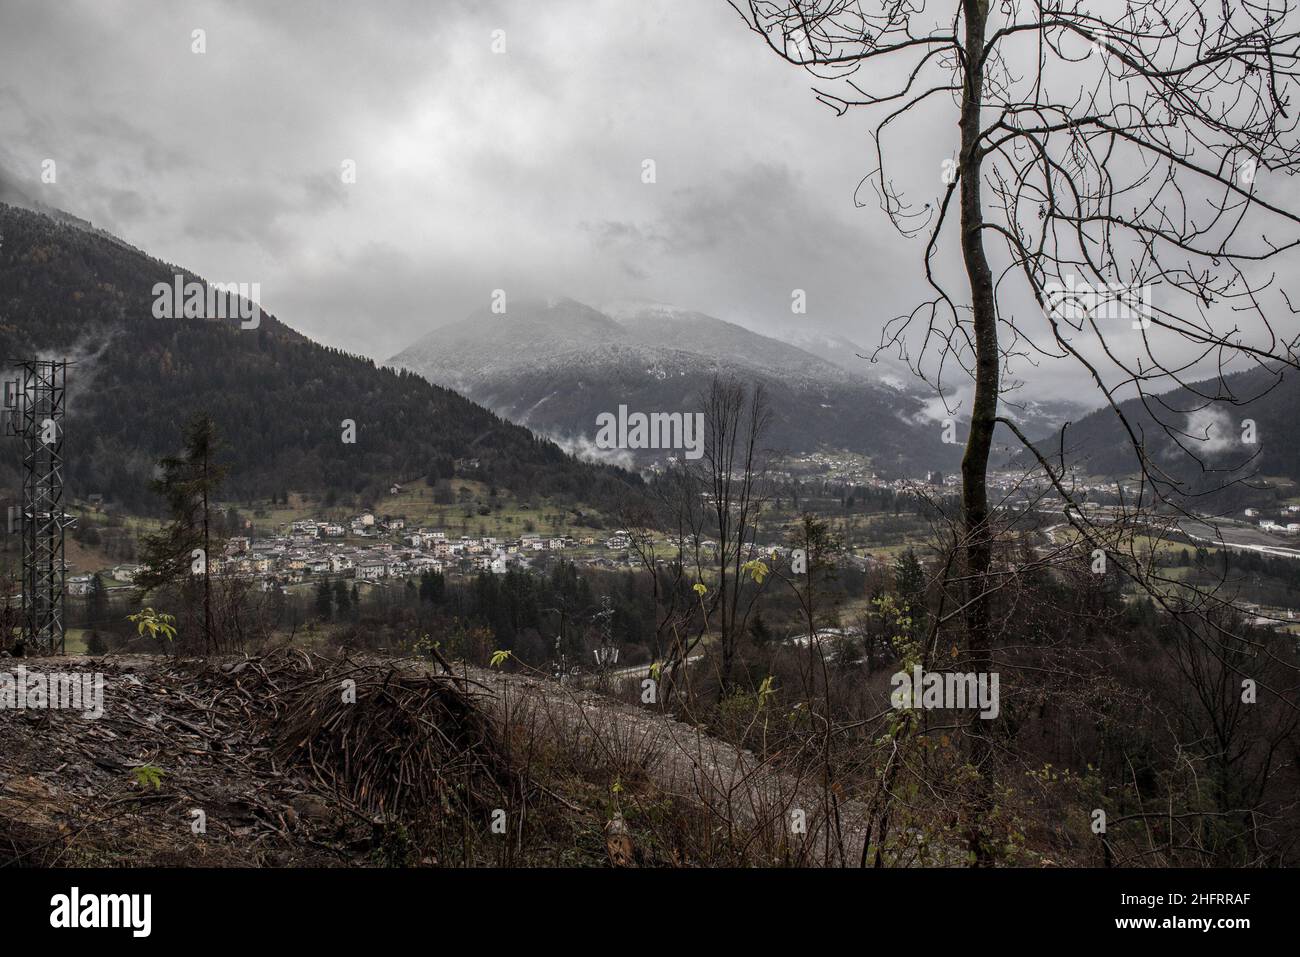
[389,297,967,474]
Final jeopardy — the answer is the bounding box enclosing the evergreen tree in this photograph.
[87,572,110,629]
[315,580,333,620]
[892,547,928,639]
[136,413,228,651]
[893,548,926,613]
[419,570,446,604]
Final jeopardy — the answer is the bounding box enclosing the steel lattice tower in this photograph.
[5,359,72,655]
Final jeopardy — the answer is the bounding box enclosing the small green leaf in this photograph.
[127,608,177,642]
[132,764,164,790]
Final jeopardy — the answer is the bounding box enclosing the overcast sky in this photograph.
[0,1,919,352]
[1,0,1297,408]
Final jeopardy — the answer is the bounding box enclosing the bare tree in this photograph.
[618,488,699,705]
[732,0,1300,862]
[697,378,774,697]
[627,378,774,702]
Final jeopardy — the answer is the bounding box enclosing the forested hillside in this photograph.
[0,203,635,510]
[1027,363,1299,502]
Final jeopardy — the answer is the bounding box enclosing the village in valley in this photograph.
[68,506,638,598]
[60,462,949,600]
[55,461,1300,651]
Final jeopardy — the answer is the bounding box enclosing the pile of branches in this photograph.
[184,649,517,834]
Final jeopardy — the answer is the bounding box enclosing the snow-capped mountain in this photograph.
[388,297,963,474]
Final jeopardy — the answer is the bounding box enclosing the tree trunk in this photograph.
[958,0,998,866]
[202,446,213,654]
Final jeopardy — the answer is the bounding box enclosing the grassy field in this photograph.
[1050,525,1221,561]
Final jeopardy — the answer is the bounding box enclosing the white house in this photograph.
[112,564,144,583]
[355,560,385,579]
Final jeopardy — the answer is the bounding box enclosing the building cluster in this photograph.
[67,563,142,595]
[1245,505,1300,534]
[193,514,644,586]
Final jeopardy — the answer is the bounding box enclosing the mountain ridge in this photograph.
[389,297,957,474]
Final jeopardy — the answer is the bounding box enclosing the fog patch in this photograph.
[1184,406,1238,456]
[545,432,637,469]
